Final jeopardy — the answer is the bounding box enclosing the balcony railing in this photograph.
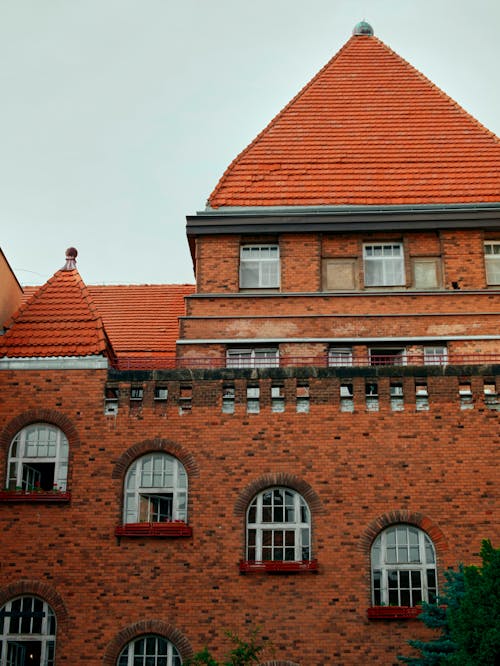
[114,353,500,371]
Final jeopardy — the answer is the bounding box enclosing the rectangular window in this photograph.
[415,382,429,411]
[412,257,441,289]
[271,384,285,412]
[328,347,353,367]
[369,348,407,366]
[222,384,235,414]
[240,245,280,288]
[484,242,500,284]
[424,346,448,366]
[340,383,354,412]
[390,382,404,412]
[296,383,310,413]
[226,348,279,369]
[247,386,260,414]
[364,243,404,286]
[366,382,379,411]
[322,258,358,290]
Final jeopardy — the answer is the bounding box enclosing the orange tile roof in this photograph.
[209,33,500,208]
[12,283,195,360]
[88,284,195,357]
[0,269,111,358]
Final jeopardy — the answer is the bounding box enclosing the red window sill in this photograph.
[367,606,422,620]
[0,490,71,503]
[239,559,318,574]
[115,521,193,538]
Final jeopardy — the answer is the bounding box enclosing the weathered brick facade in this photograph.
[1,22,500,666]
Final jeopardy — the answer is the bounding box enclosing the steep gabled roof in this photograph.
[88,284,195,357]
[0,268,111,358]
[209,32,500,208]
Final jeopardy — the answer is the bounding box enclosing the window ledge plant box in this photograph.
[115,521,192,538]
[0,489,71,503]
[239,559,318,574]
[367,606,422,620]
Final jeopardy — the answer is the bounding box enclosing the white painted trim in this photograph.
[0,356,108,370]
[177,335,500,345]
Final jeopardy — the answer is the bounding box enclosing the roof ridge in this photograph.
[208,36,356,206]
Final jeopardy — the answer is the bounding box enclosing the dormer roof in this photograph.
[0,265,112,359]
[208,31,500,208]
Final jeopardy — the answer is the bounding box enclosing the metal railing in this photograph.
[114,353,500,371]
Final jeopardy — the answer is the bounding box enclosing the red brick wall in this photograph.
[0,368,498,664]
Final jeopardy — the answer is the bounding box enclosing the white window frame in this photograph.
[328,347,353,367]
[484,241,500,285]
[0,596,56,666]
[123,453,188,525]
[226,347,279,369]
[239,244,280,288]
[246,487,311,562]
[371,525,437,607]
[117,635,182,666]
[424,345,448,366]
[7,424,69,491]
[369,347,407,366]
[364,243,405,287]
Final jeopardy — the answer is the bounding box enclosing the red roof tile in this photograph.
[209,34,500,207]
[88,284,195,357]
[13,283,195,360]
[1,269,111,358]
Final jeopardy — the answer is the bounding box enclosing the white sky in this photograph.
[1,0,499,286]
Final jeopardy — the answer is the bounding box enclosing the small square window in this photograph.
[240,245,280,288]
[412,258,441,289]
[424,346,448,366]
[364,243,404,287]
[322,259,358,290]
[328,347,353,367]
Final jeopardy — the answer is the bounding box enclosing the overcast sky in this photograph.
[1,0,499,286]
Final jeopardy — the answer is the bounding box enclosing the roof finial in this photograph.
[62,247,78,271]
[353,20,374,36]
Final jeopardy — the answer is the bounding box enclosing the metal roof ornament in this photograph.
[62,247,78,271]
[352,20,374,36]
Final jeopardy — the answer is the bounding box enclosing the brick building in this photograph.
[0,22,499,666]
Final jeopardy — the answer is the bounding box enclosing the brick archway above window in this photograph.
[0,580,69,630]
[112,438,199,480]
[102,620,193,665]
[234,473,324,517]
[0,410,79,453]
[360,510,448,555]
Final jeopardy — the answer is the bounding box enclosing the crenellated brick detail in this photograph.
[234,473,324,517]
[359,510,448,555]
[111,438,200,480]
[102,620,193,665]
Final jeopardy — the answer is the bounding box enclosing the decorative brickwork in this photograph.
[102,620,193,665]
[0,580,69,630]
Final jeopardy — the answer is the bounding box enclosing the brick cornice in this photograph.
[359,510,448,555]
[234,473,324,517]
[111,438,199,480]
[102,620,193,665]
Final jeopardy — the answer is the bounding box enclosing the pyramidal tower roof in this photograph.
[208,25,500,208]
[0,249,113,360]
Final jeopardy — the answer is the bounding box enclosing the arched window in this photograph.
[246,487,311,562]
[117,635,182,666]
[7,424,69,491]
[371,525,437,606]
[0,596,56,666]
[124,453,187,524]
